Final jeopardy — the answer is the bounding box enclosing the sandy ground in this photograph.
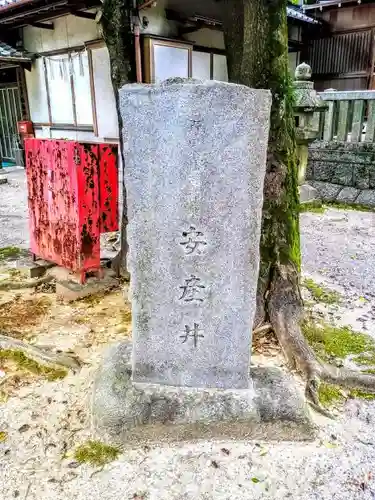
[1,176,375,499]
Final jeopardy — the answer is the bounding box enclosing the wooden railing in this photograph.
[318,90,375,143]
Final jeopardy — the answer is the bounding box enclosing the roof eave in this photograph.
[0,0,34,14]
[303,0,359,11]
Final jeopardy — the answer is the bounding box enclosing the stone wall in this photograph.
[306,141,375,207]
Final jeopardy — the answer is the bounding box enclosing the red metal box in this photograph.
[18,120,34,135]
[24,139,119,281]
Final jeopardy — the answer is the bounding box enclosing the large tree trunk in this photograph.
[223,0,301,326]
[100,0,136,277]
[223,0,375,408]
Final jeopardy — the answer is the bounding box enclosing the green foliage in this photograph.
[74,441,120,467]
[0,247,22,261]
[318,383,344,407]
[302,321,375,361]
[303,279,341,304]
[0,350,67,381]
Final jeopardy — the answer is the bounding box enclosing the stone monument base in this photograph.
[92,343,316,446]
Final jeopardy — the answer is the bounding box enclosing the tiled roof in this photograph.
[287,6,320,24]
[0,0,32,12]
[0,40,32,61]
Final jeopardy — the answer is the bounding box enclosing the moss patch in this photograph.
[0,350,67,381]
[299,202,325,214]
[326,202,375,213]
[302,320,375,362]
[0,247,23,261]
[349,390,375,401]
[74,441,120,467]
[0,431,7,442]
[318,383,344,408]
[303,279,341,305]
[353,353,375,366]
[318,384,375,407]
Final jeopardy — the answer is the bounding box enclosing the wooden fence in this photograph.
[319,90,375,143]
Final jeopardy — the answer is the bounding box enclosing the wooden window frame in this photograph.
[192,47,227,81]
[143,36,194,84]
[39,46,98,134]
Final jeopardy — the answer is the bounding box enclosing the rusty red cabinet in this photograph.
[25,139,119,282]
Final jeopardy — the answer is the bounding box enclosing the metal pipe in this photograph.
[134,23,143,83]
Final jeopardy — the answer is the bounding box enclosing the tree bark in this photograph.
[223,0,375,406]
[100,0,136,277]
[223,0,301,325]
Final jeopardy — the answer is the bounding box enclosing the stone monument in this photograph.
[92,79,314,445]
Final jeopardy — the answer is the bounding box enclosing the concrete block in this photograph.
[300,184,319,204]
[336,187,361,204]
[56,270,118,302]
[309,181,342,201]
[29,259,56,279]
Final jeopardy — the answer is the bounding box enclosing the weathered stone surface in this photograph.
[92,342,315,445]
[311,160,355,185]
[311,161,333,182]
[300,184,319,203]
[356,190,375,207]
[305,161,314,180]
[353,164,370,190]
[331,164,353,186]
[120,79,271,390]
[336,187,360,204]
[309,149,373,165]
[370,169,375,190]
[308,140,375,202]
[309,181,342,201]
[310,140,375,152]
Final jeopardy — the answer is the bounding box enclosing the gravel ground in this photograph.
[301,208,375,297]
[2,178,375,499]
[0,168,29,249]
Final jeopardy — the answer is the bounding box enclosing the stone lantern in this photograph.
[293,62,327,196]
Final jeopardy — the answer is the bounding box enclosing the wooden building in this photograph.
[304,0,375,91]
[0,0,319,163]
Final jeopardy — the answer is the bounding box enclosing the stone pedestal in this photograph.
[92,79,314,443]
[92,342,315,445]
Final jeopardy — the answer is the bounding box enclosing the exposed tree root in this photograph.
[0,334,81,372]
[0,275,53,291]
[266,264,375,414]
[253,323,272,336]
